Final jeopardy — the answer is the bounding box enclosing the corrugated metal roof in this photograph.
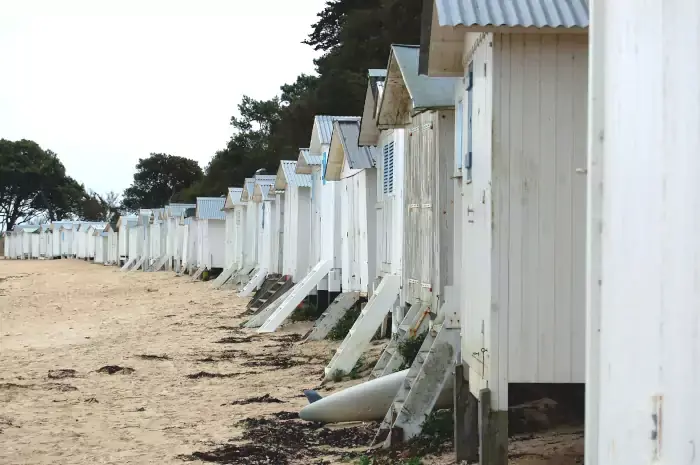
[253,176,276,202]
[196,197,225,220]
[369,69,387,78]
[334,120,377,169]
[280,160,312,188]
[314,115,362,146]
[435,0,589,28]
[116,215,138,230]
[392,44,457,110]
[50,220,74,231]
[165,203,195,218]
[19,226,39,233]
[299,148,322,166]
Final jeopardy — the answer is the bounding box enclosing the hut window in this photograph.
[465,62,474,183]
[455,99,464,174]
[382,141,395,194]
[235,210,241,226]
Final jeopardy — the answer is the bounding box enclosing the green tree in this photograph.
[192,0,423,194]
[121,153,203,211]
[0,139,88,231]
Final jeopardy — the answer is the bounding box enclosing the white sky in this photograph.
[0,0,326,195]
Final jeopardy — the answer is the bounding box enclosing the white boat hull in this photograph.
[299,369,453,423]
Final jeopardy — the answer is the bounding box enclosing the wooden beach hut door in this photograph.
[378,138,396,274]
[461,61,491,382]
[404,113,435,304]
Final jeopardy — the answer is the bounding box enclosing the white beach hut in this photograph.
[164,204,195,272]
[212,189,244,288]
[2,232,8,258]
[103,223,118,265]
[256,116,362,333]
[181,214,198,274]
[93,227,107,264]
[239,175,277,295]
[134,210,152,271]
[586,0,700,461]
[30,227,40,259]
[50,221,71,258]
[326,119,378,297]
[192,197,226,276]
[116,215,137,267]
[14,225,37,259]
[236,178,259,284]
[38,224,51,259]
[57,223,74,258]
[276,160,312,282]
[421,0,589,458]
[294,119,379,340]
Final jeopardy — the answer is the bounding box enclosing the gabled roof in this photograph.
[165,203,195,219]
[77,222,104,232]
[310,116,362,157]
[377,45,458,128]
[275,160,312,190]
[359,69,387,147]
[196,197,225,220]
[252,174,277,203]
[433,0,589,29]
[151,208,165,222]
[223,187,244,210]
[116,215,138,230]
[50,220,74,231]
[89,225,106,235]
[241,178,256,202]
[326,119,378,181]
[18,226,39,233]
[137,209,153,226]
[419,0,588,76]
[295,148,318,175]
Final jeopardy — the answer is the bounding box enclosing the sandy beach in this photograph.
[0,260,582,465]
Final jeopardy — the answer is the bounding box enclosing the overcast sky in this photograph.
[0,0,326,195]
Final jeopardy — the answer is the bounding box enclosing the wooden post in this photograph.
[454,363,479,462]
[478,388,508,465]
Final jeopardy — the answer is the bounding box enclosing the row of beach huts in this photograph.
[2,1,698,463]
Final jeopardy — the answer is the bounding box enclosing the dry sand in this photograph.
[0,260,582,465]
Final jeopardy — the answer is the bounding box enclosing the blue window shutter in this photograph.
[322,151,328,185]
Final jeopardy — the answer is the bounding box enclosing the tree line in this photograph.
[1,0,422,231]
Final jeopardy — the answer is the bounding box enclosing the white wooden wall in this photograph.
[52,231,61,257]
[282,186,311,281]
[587,2,700,464]
[376,129,405,278]
[339,166,377,295]
[460,32,588,411]
[208,220,226,269]
[233,206,245,270]
[150,223,161,262]
[224,210,236,268]
[268,197,283,274]
[62,230,72,256]
[95,236,104,263]
[402,110,455,309]
[119,226,128,259]
[128,228,139,260]
[310,168,325,289]
[243,200,259,268]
